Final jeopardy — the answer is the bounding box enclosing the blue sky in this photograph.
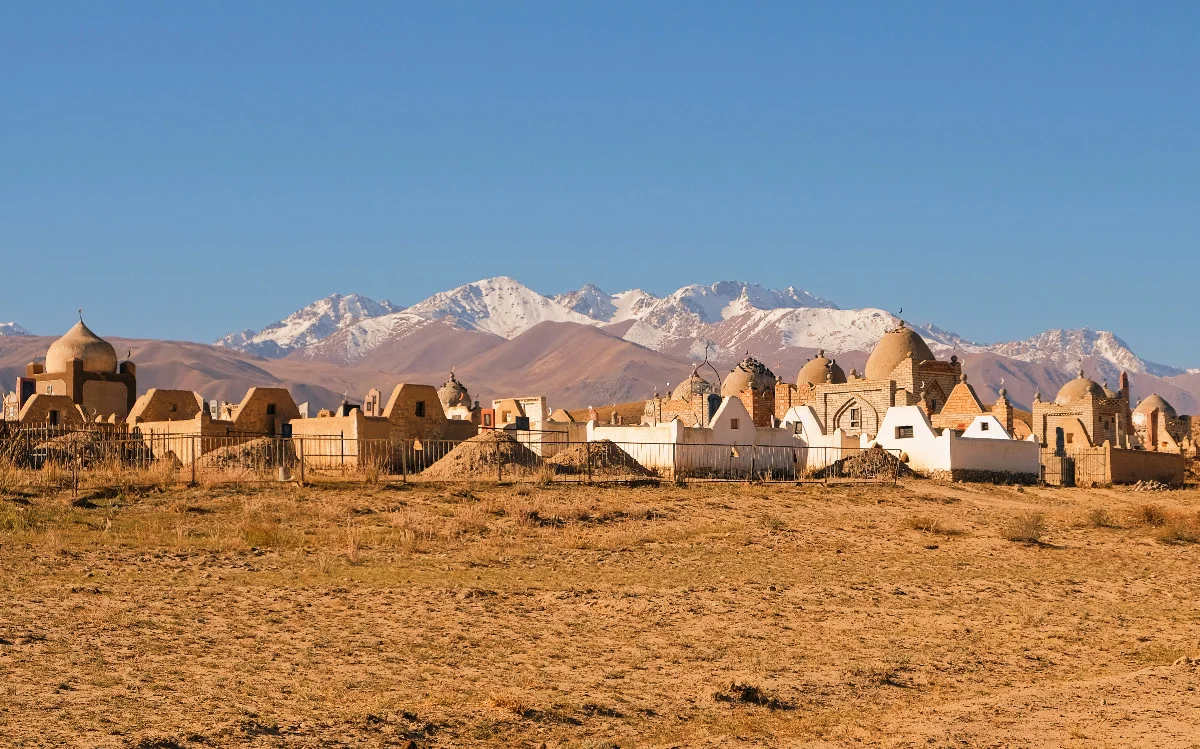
[2,2,1197,365]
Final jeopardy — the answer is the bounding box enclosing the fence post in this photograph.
[401,440,408,483]
[586,440,593,485]
[496,437,502,483]
[191,435,197,485]
[297,436,305,485]
[71,435,78,499]
[340,430,345,476]
[750,444,756,483]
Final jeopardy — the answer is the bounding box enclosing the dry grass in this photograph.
[3,481,1200,746]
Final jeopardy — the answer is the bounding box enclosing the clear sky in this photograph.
[2,2,1197,365]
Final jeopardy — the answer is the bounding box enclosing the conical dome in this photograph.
[864,323,935,380]
[46,320,118,374]
[721,356,777,397]
[797,350,846,387]
[437,372,471,410]
[1055,371,1105,406]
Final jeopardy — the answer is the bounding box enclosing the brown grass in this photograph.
[2,481,1200,746]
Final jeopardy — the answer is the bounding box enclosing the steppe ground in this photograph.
[3,477,1200,748]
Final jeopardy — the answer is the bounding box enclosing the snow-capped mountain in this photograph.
[404,276,595,338]
[215,293,400,358]
[215,278,1182,387]
[0,322,31,337]
[980,329,1182,380]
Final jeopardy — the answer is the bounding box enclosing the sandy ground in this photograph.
[2,479,1199,748]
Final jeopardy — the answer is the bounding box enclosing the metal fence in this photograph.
[0,427,904,494]
[1040,449,1108,487]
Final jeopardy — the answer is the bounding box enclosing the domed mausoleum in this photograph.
[773,322,964,437]
[1131,393,1192,454]
[796,350,846,388]
[1031,370,1132,449]
[17,317,137,423]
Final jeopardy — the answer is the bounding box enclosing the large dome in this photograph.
[721,355,777,397]
[672,371,714,401]
[1054,372,1105,406]
[46,320,118,374]
[437,372,471,410]
[797,350,846,387]
[1134,393,1177,419]
[864,323,935,380]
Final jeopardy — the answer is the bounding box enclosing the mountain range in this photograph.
[3,277,1198,414]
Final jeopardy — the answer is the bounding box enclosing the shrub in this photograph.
[1003,512,1048,544]
[1156,516,1200,545]
[1134,504,1170,527]
[1086,507,1119,528]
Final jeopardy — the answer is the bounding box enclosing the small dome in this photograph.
[672,371,714,401]
[46,320,118,374]
[797,349,846,387]
[1054,371,1105,406]
[437,372,471,410]
[1134,393,1177,419]
[864,322,935,380]
[721,355,777,397]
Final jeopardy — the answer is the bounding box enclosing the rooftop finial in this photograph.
[78,307,83,322]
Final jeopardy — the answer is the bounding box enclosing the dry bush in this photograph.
[1085,507,1119,528]
[712,682,793,709]
[1003,512,1048,544]
[1156,514,1200,545]
[1134,504,1170,527]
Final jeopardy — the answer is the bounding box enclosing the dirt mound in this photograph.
[546,440,653,477]
[421,431,539,480]
[195,438,294,471]
[817,446,912,480]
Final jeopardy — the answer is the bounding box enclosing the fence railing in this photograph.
[0,429,904,493]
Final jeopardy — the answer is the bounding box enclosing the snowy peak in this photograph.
[0,322,32,337]
[554,284,618,321]
[982,328,1181,378]
[214,293,400,357]
[405,276,595,339]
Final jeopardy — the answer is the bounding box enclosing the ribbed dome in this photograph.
[672,371,714,401]
[1134,393,1177,419]
[797,350,846,387]
[1054,372,1105,406]
[864,323,935,380]
[721,356,776,397]
[437,372,471,410]
[46,320,118,374]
